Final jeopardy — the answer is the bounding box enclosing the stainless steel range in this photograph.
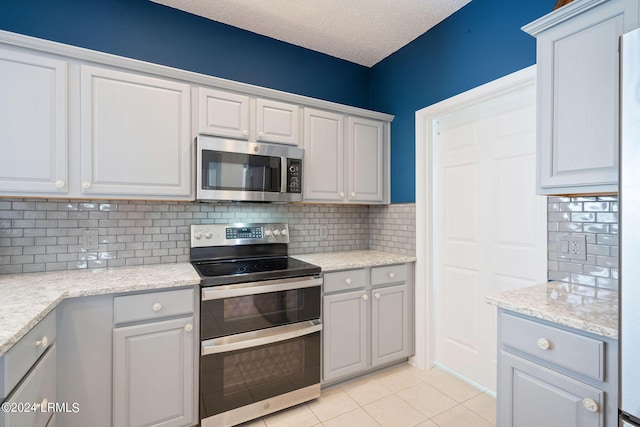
[190,223,322,427]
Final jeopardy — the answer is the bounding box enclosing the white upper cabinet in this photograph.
[198,88,300,146]
[256,98,299,145]
[80,65,192,199]
[303,108,345,202]
[304,109,389,204]
[524,0,640,194]
[348,117,384,203]
[0,48,68,195]
[198,88,250,139]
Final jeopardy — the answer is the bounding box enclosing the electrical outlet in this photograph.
[557,234,586,261]
[82,229,99,250]
[319,225,328,240]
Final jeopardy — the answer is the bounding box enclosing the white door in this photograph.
[433,79,546,391]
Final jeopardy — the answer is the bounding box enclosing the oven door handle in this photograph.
[201,275,322,300]
[201,319,322,355]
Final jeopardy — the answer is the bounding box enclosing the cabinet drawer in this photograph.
[1,310,56,400]
[2,344,56,427]
[114,288,194,324]
[323,269,366,293]
[371,264,406,286]
[501,312,604,381]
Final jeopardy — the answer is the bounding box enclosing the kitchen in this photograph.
[0,0,632,426]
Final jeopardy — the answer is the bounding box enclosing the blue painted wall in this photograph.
[0,0,370,108]
[370,0,556,203]
[0,0,556,203]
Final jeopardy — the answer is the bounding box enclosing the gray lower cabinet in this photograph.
[56,287,198,427]
[113,316,195,427]
[322,264,413,385]
[497,310,617,427]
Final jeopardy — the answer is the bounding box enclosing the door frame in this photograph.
[413,65,536,370]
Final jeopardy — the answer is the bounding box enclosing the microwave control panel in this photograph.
[287,158,302,193]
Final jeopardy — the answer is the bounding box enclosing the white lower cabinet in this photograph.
[322,264,413,384]
[497,310,617,427]
[113,317,195,427]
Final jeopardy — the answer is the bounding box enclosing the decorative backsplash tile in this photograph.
[547,196,619,289]
[0,199,416,275]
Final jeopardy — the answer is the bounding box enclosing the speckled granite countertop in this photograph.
[486,281,618,339]
[292,250,416,272]
[0,263,200,356]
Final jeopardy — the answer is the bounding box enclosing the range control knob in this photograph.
[194,231,203,239]
[265,229,273,237]
[280,229,288,236]
[273,229,281,237]
[204,231,213,239]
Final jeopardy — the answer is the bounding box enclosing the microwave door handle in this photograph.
[201,320,322,355]
[281,157,288,193]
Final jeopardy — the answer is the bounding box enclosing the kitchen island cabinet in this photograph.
[524,0,640,194]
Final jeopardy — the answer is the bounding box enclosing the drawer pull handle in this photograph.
[36,336,48,348]
[536,338,550,350]
[339,192,345,198]
[582,398,598,412]
[35,398,48,411]
[345,278,352,285]
[152,303,162,312]
[388,272,395,279]
[374,293,380,299]
[55,180,65,189]
[184,323,193,332]
[362,294,369,301]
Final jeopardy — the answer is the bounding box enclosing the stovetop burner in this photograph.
[189,223,321,287]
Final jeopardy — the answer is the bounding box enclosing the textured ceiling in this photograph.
[150,0,471,67]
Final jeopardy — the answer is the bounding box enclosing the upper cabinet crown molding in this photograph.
[522,0,611,35]
[0,30,393,123]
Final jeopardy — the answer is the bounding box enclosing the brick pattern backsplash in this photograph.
[369,203,416,256]
[0,199,415,274]
[0,199,373,274]
[547,195,619,289]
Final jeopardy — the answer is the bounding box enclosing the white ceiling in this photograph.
[150,0,471,67]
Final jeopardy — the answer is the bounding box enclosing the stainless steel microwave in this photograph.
[196,135,303,203]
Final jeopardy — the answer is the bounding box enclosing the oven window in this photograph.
[202,150,281,192]
[200,331,320,419]
[201,286,321,340]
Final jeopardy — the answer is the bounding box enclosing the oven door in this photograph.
[196,136,303,202]
[200,276,322,340]
[200,321,321,426]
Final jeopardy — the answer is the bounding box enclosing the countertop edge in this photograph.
[292,250,416,272]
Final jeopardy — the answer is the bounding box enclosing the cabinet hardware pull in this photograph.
[351,192,356,197]
[259,131,265,137]
[345,278,352,285]
[582,398,598,412]
[242,130,249,136]
[55,180,65,188]
[362,294,369,301]
[152,303,162,312]
[339,192,345,198]
[388,272,395,279]
[36,336,48,348]
[82,181,91,189]
[184,323,193,332]
[536,338,550,350]
[374,293,380,299]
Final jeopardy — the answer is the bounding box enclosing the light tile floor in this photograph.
[239,363,496,427]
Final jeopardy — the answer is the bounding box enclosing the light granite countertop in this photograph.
[0,263,200,356]
[293,250,416,272]
[486,281,619,339]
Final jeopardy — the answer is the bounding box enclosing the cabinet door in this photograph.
[256,98,299,145]
[323,290,368,383]
[198,88,250,139]
[0,48,68,195]
[80,65,192,199]
[536,0,639,193]
[371,284,409,366]
[303,108,345,202]
[113,317,195,427]
[498,351,603,427]
[347,117,384,203]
